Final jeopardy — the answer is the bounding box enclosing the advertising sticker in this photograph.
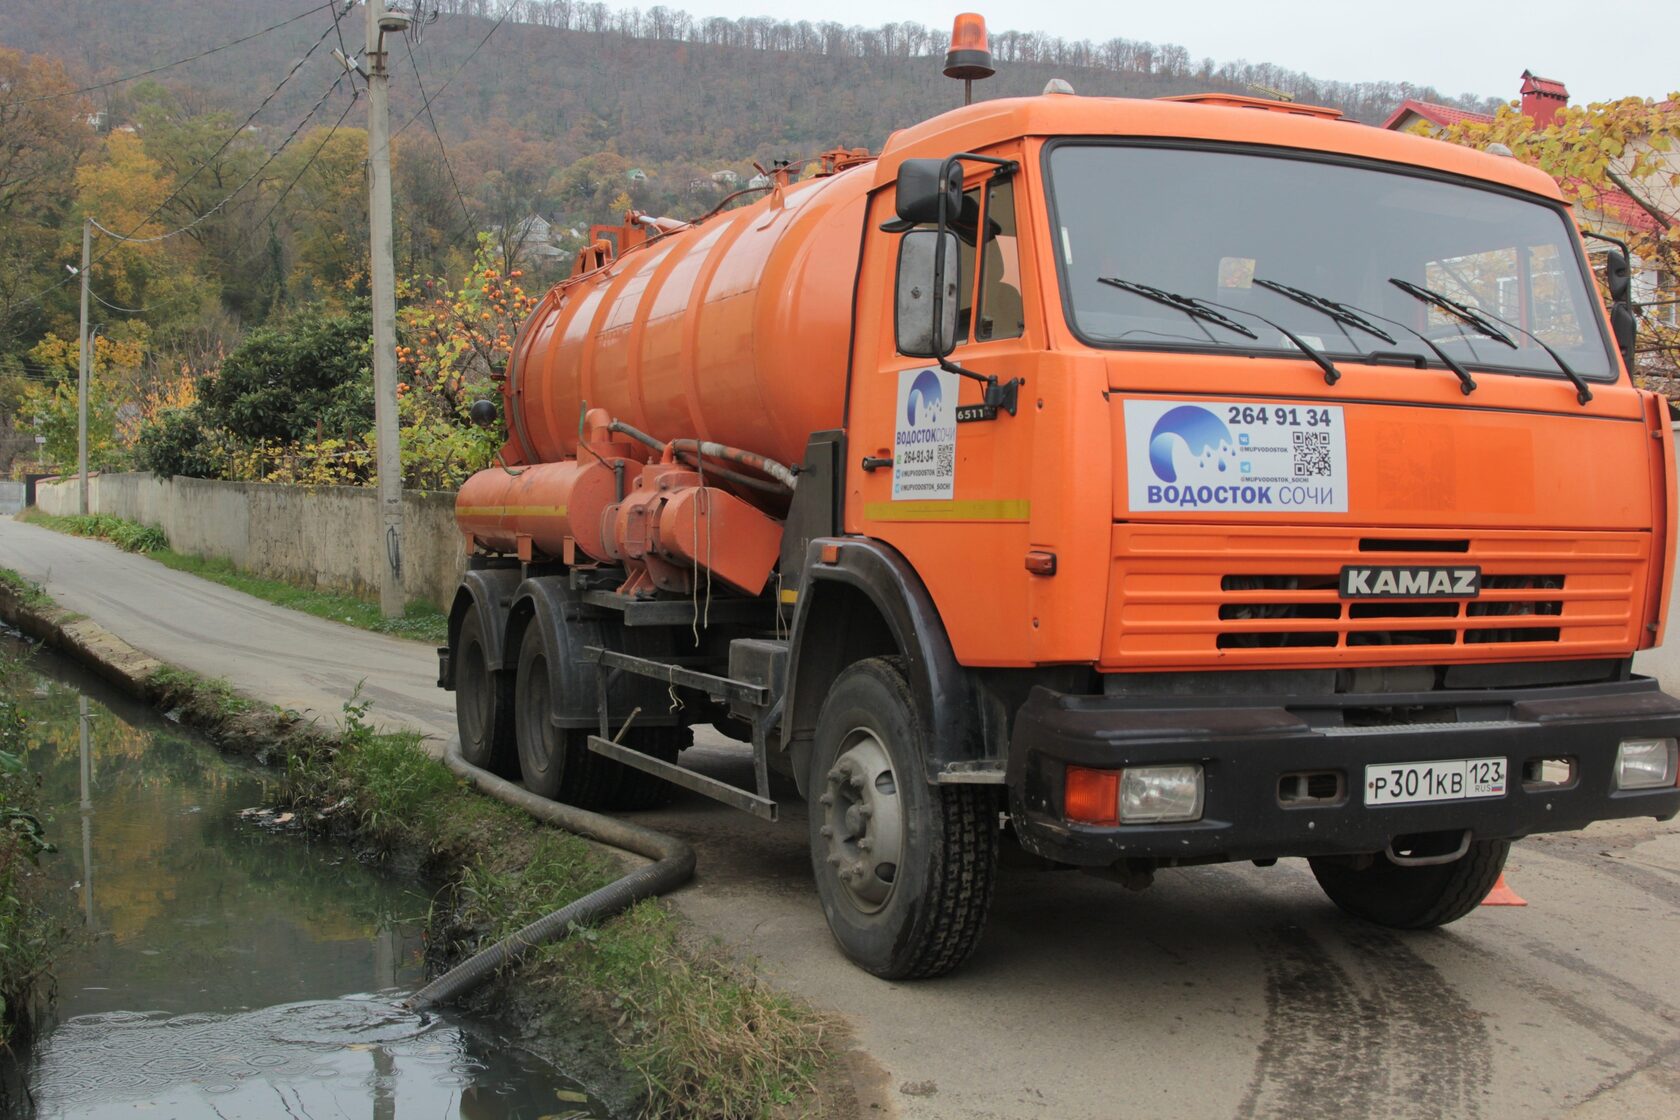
[893,367,958,500]
[1124,399,1349,513]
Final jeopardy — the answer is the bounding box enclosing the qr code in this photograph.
[1292,430,1332,478]
[936,442,954,477]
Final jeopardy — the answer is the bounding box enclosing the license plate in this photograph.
[1364,757,1507,806]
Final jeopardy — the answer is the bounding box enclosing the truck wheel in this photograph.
[1308,839,1511,929]
[808,657,998,979]
[454,608,516,777]
[513,624,621,807]
[609,725,689,811]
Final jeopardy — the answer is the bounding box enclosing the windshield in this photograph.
[1045,143,1617,381]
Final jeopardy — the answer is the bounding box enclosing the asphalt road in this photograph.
[3,516,1677,1119]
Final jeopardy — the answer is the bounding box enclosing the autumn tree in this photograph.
[0,48,91,354]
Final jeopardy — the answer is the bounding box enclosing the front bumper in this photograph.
[1007,677,1680,867]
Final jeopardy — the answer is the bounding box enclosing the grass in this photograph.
[19,509,448,644]
[278,694,834,1119]
[0,568,53,613]
[149,664,258,721]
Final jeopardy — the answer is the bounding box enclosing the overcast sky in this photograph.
[674,0,1677,105]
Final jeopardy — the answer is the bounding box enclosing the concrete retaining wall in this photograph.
[35,473,465,612]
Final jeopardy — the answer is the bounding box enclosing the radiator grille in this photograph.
[1105,527,1645,669]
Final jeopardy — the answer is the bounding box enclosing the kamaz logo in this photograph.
[1339,566,1481,599]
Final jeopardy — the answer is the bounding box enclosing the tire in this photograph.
[807,657,998,979]
[1309,839,1511,930]
[608,725,690,811]
[513,623,623,807]
[454,608,517,777]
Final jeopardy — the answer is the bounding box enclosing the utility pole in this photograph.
[77,218,91,515]
[365,0,407,617]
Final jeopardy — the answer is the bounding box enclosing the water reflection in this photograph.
[4,641,606,1118]
[33,997,575,1119]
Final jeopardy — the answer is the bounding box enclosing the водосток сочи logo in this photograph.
[1147,404,1235,483]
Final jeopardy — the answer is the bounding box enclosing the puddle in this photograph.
[0,639,609,1118]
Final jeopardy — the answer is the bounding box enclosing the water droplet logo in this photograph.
[905,369,946,428]
[1148,405,1235,483]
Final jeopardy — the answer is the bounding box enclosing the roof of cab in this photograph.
[871,94,1564,203]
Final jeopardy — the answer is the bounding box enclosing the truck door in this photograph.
[847,153,1046,666]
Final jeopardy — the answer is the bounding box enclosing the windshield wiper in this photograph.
[1387,277,1593,404]
[1097,277,1257,339]
[1253,279,1396,345]
[1388,278,1517,349]
[1098,277,1343,385]
[1455,303,1595,405]
[1256,276,1477,395]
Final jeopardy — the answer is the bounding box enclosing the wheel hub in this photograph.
[821,730,903,913]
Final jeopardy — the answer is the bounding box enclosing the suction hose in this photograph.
[405,737,697,1011]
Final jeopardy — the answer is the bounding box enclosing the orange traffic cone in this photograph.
[1481,873,1528,907]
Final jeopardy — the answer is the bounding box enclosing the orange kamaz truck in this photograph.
[439,57,1680,978]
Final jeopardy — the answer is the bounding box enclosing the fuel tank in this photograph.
[501,165,873,471]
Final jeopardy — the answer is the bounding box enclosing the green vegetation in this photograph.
[19,510,449,645]
[148,664,256,721]
[0,568,54,613]
[0,650,65,1048]
[276,695,833,1118]
[17,512,166,554]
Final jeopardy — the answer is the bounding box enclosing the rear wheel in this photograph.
[1309,839,1511,929]
[454,608,516,777]
[513,623,689,810]
[515,624,623,807]
[808,657,998,979]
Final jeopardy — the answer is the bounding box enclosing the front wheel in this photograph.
[808,657,998,979]
[1309,839,1510,929]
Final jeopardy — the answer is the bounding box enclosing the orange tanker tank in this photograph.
[498,162,873,474]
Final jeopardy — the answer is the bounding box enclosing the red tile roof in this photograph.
[1520,71,1569,99]
[1379,99,1494,131]
[1570,180,1666,235]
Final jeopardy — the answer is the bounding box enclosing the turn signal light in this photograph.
[1024,550,1057,576]
[1065,766,1119,826]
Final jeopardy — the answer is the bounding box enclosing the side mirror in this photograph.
[1604,248,1632,303]
[1602,248,1637,370]
[895,229,961,358]
[895,158,962,226]
[1612,302,1637,371]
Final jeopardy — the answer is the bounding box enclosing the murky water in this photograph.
[2,640,606,1118]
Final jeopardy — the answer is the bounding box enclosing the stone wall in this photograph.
[35,473,464,612]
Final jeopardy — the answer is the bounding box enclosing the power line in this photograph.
[405,39,474,232]
[8,2,338,105]
[382,5,513,154]
[89,290,148,314]
[88,22,343,247]
[239,86,363,246]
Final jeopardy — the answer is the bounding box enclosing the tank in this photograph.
[499,165,873,472]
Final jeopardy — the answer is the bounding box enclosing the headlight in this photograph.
[1120,764,1204,824]
[1615,738,1678,790]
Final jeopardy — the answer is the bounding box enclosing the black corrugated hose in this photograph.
[404,737,696,1011]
